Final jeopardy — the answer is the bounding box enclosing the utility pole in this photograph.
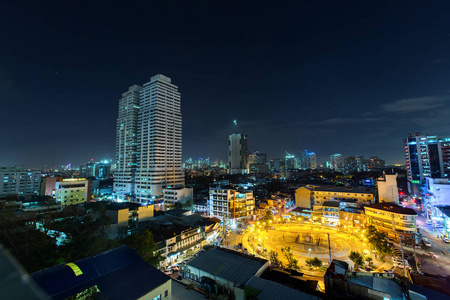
[399,234,407,278]
[327,233,332,263]
[413,241,419,273]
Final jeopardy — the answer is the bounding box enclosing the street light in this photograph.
[308,248,312,258]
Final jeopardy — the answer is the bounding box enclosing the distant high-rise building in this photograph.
[330,154,343,171]
[248,151,267,165]
[298,150,309,169]
[307,151,317,170]
[369,156,385,170]
[135,75,184,202]
[114,85,142,201]
[228,134,248,174]
[403,133,448,193]
[284,152,298,170]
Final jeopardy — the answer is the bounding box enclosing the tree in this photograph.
[349,251,364,268]
[269,250,283,267]
[365,256,373,266]
[281,246,299,270]
[261,210,274,223]
[365,225,392,256]
[124,229,162,267]
[305,257,322,268]
[183,199,193,210]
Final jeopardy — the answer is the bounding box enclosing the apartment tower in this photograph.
[114,85,142,201]
[135,75,184,202]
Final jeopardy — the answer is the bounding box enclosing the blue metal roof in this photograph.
[30,246,170,300]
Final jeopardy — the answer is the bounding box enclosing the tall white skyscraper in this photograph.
[135,75,184,202]
[114,85,142,201]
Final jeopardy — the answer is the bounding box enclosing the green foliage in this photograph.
[281,246,299,270]
[203,244,215,251]
[349,251,364,268]
[261,210,274,223]
[365,225,392,256]
[305,257,322,268]
[365,256,373,266]
[124,230,162,267]
[269,250,283,267]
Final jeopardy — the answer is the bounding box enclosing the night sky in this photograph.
[1,1,450,168]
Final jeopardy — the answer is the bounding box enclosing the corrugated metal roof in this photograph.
[30,246,170,300]
[246,276,322,300]
[187,248,267,285]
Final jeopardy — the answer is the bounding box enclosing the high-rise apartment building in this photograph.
[403,133,444,185]
[330,154,343,171]
[135,75,184,202]
[114,75,184,203]
[228,134,248,174]
[284,152,298,170]
[308,152,317,170]
[114,85,142,201]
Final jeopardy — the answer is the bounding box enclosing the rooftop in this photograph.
[366,202,417,215]
[187,247,268,285]
[245,276,322,300]
[322,201,340,208]
[314,186,374,194]
[30,246,170,300]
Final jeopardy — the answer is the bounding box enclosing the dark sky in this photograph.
[1,1,450,168]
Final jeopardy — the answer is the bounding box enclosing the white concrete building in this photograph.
[0,166,41,196]
[54,178,90,206]
[377,173,399,204]
[163,186,193,209]
[136,75,184,202]
[113,85,142,201]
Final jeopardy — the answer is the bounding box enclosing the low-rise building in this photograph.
[163,186,193,209]
[104,202,154,238]
[54,178,91,206]
[30,246,172,300]
[313,201,340,225]
[338,207,365,232]
[313,186,374,206]
[325,260,419,300]
[364,202,417,240]
[209,186,255,225]
[183,247,269,299]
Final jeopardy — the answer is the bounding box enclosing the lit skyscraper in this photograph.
[308,152,317,170]
[403,132,449,193]
[114,85,142,201]
[135,75,184,202]
[228,133,248,174]
[330,153,343,171]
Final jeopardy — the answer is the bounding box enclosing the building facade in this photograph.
[114,85,142,201]
[54,178,91,206]
[377,173,399,204]
[163,186,193,209]
[330,154,343,171]
[313,186,374,206]
[0,167,41,196]
[364,203,417,240]
[403,133,448,194]
[228,134,248,174]
[209,187,254,225]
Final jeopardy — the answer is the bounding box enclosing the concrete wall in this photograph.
[377,174,399,204]
[138,205,154,220]
[295,187,312,209]
[140,279,171,300]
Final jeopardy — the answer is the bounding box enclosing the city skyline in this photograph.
[2,2,450,168]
